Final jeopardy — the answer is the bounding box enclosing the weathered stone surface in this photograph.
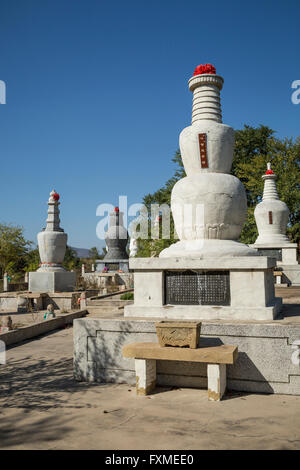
[129,256,276,270]
[207,363,226,401]
[123,342,237,364]
[155,321,201,348]
[29,271,76,293]
[135,358,156,395]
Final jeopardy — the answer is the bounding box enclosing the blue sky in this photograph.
[0,0,299,250]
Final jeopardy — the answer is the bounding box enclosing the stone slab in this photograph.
[29,271,76,293]
[124,300,282,321]
[123,342,238,364]
[73,316,300,395]
[129,256,277,270]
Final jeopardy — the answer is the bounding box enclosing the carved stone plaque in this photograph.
[198,133,208,168]
[164,270,230,306]
[268,211,273,224]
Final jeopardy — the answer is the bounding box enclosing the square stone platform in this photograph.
[29,271,76,293]
[250,243,300,286]
[124,257,282,321]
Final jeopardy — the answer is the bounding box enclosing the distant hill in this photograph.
[70,247,92,259]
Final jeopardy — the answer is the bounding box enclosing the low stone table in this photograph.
[123,342,238,401]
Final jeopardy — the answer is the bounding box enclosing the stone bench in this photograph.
[123,342,238,401]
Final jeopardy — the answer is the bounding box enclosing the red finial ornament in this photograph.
[265,162,274,175]
[52,192,60,201]
[193,64,216,76]
[114,207,119,212]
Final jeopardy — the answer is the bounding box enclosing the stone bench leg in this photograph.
[135,359,156,395]
[207,364,226,401]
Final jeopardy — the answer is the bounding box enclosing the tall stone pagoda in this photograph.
[125,64,282,320]
[96,207,129,272]
[29,190,76,292]
[251,163,300,285]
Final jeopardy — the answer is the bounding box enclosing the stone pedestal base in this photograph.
[124,257,282,321]
[96,259,129,272]
[29,271,76,292]
[250,244,300,286]
[251,243,298,265]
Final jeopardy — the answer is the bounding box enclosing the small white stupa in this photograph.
[253,163,290,246]
[37,190,68,272]
[29,190,76,292]
[252,163,300,285]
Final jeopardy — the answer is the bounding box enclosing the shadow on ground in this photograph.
[0,354,108,448]
[0,356,105,410]
[0,410,73,448]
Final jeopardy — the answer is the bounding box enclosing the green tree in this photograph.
[137,125,300,256]
[63,245,80,271]
[89,246,100,260]
[24,247,40,272]
[0,224,32,277]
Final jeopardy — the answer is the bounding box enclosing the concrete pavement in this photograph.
[0,325,300,449]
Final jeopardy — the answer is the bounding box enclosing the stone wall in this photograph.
[82,272,133,292]
[73,317,300,395]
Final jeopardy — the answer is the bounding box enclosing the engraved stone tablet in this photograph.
[165,270,230,306]
[198,133,208,168]
[268,211,273,224]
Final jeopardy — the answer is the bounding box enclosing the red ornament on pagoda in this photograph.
[193,63,216,76]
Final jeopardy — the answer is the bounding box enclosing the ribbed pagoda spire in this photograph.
[262,163,279,201]
[189,73,223,124]
[45,190,64,232]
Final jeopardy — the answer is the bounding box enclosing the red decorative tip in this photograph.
[114,207,119,212]
[52,192,60,201]
[193,63,216,76]
[265,170,274,175]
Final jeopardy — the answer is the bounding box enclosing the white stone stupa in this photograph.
[160,66,257,259]
[29,190,76,292]
[125,64,282,321]
[251,163,300,285]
